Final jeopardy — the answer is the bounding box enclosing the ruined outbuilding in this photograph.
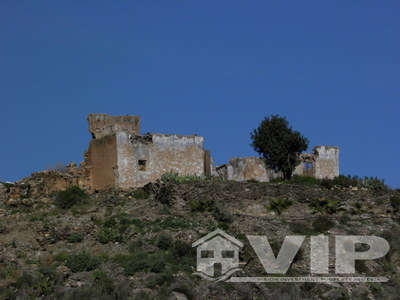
[216,146,339,182]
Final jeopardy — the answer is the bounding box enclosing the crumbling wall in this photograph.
[216,157,269,182]
[115,133,205,189]
[313,146,339,179]
[1,164,88,206]
[86,134,118,191]
[293,153,316,177]
[84,114,210,190]
[218,145,339,182]
[88,113,140,139]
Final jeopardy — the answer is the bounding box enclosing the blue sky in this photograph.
[0,1,399,188]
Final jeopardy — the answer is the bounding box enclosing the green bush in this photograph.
[269,177,285,184]
[311,198,342,214]
[118,252,173,275]
[161,172,209,184]
[145,269,174,288]
[54,186,89,209]
[97,227,122,244]
[172,240,194,265]
[0,222,6,234]
[66,233,84,243]
[131,189,149,199]
[190,199,214,212]
[265,197,293,215]
[54,252,68,262]
[268,174,388,191]
[157,217,191,230]
[92,269,114,294]
[0,289,16,300]
[2,182,15,189]
[289,222,315,235]
[320,178,335,189]
[331,174,388,190]
[157,234,173,250]
[359,176,388,190]
[96,215,132,243]
[312,215,335,232]
[15,272,34,289]
[212,204,234,223]
[161,172,180,184]
[333,175,359,188]
[390,195,400,211]
[66,253,100,273]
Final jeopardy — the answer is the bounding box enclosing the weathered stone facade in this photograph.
[88,113,140,139]
[216,157,269,182]
[217,146,339,182]
[85,114,212,190]
[293,146,339,179]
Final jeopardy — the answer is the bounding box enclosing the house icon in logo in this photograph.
[192,229,243,280]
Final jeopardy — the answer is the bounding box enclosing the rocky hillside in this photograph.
[0,180,399,299]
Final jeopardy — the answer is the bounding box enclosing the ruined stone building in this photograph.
[83,114,213,190]
[83,114,339,189]
[216,146,339,182]
[1,114,340,205]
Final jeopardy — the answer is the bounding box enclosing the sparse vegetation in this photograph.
[54,186,89,209]
[358,176,388,190]
[161,172,210,184]
[332,175,359,188]
[270,174,389,190]
[190,198,215,212]
[1,181,16,189]
[212,203,234,223]
[66,233,84,243]
[115,251,172,275]
[1,178,398,299]
[157,233,174,250]
[289,222,315,235]
[97,226,123,244]
[312,215,335,232]
[14,262,64,296]
[0,222,6,234]
[66,253,100,273]
[130,189,149,199]
[390,195,400,212]
[311,197,342,214]
[265,197,293,215]
[286,175,321,185]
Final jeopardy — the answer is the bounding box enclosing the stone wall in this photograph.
[293,153,316,177]
[313,146,339,179]
[83,114,211,190]
[216,157,268,182]
[115,133,206,189]
[88,113,140,139]
[86,134,118,191]
[0,163,89,206]
[217,146,339,182]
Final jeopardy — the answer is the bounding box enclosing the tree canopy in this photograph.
[250,115,309,179]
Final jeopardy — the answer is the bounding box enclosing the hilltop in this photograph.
[0,179,399,299]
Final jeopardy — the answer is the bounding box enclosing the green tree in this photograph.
[251,115,309,179]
